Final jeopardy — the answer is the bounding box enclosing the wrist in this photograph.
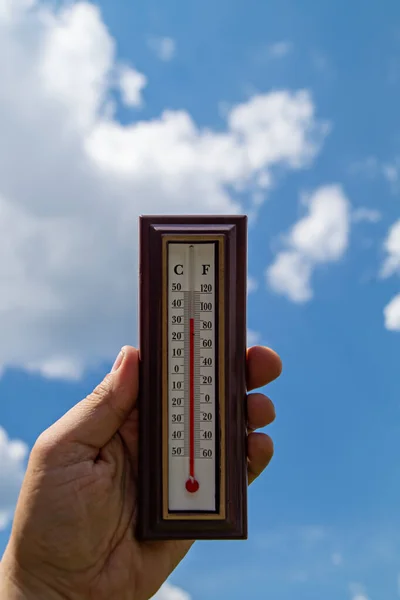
[0,572,32,600]
[1,550,66,600]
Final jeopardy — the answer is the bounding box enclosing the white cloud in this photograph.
[383,294,400,331]
[117,64,147,108]
[267,41,293,58]
[267,250,313,302]
[147,36,176,61]
[0,426,28,530]
[381,219,400,331]
[266,185,350,302]
[38,2,116,130]
[288,186,350,262]
[381,219,400,278]
[0,0,35,23]
[227,90,328,171]
[0,0,328,379]
[151,581,190,600]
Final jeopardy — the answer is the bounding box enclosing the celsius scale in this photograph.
[137,215,248,540]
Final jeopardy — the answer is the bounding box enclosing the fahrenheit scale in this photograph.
[137,215,248,540]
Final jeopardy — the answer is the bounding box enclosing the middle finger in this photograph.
[247,393,275,431]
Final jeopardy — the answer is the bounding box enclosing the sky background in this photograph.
[1,1,400,599]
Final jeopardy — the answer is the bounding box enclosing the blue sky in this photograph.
[0,1,400,599]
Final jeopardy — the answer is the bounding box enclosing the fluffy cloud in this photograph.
[151,581,190,600]
[384,294,400,331]
[0,426,28,530]
[381,219,400,279]
[0,0,35,22]
[381,219,400,331]
[117,65,147,108]
[0,0,328,379]
[266,185,350,302]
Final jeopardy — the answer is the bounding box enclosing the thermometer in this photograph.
[137,215,248,540]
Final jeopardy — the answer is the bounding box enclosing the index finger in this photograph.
[246,345,282,391]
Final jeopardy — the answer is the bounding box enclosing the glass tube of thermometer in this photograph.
[137,216,248,540]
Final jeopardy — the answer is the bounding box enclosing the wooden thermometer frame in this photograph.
[137,215,248,540]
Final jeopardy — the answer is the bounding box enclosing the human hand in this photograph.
[0,344,281,600]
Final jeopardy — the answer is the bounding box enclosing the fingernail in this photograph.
[111,348,125,372]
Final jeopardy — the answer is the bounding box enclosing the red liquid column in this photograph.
[186,245,199,494]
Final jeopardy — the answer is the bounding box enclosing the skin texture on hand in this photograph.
[0,345,282,600]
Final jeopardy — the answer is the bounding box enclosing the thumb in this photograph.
[39,346,139,456]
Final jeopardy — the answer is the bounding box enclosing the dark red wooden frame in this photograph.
[136,215,248,540]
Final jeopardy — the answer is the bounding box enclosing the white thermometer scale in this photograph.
[167,242,217,512]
